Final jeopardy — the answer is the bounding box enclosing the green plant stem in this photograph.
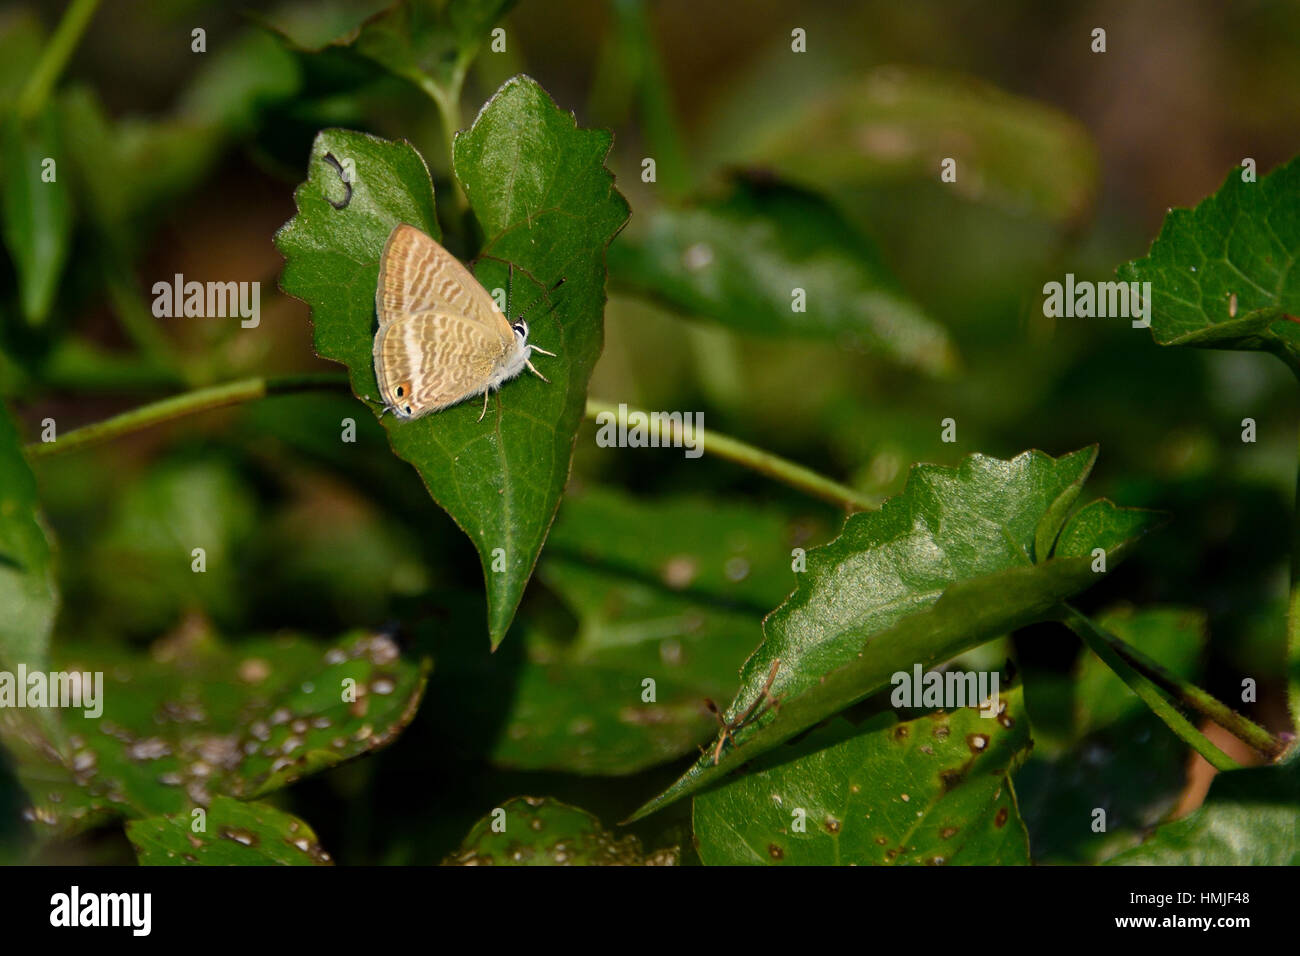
[1061,604,1285,762]
[584,398,875,512]
[1062,607,1239,771]
[411,71,470,216]
[25,374,349,458]
[22,379,875,512]
[17,0,101,120]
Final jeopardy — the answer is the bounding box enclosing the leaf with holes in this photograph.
[10,628,427,838]
[631,447,1162,819]
[126,795,332,865]
[445,796,677,865]
[1117,156,1300,368]
[276,76,629,645]
[609,177,957,376]
[694,687,1032,865]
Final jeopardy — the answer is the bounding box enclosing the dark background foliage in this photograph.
[1,0,1298,864]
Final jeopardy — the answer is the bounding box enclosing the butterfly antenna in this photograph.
[517,276,568,324]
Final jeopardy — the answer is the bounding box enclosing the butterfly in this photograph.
[372,223,557,422]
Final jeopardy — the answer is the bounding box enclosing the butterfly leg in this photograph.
[525,358,551,384]
[477,390,489,423]
[530,345,557,357]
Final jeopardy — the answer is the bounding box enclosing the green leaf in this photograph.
[631,447,1161,820]
[704,66,1097,225]
[276,77,628,645]
[265,0,515,94]
[427,486,800,774]
[1109,754,1300,865]
[347,0,519,95]
[609,177,958,377]
[0,403,56,675]
[1117,156,1300,369]
[445,796,678,865]
[8,628,428,837]
[126,795,332,866]
[1,109,72,324]
[693,687,1032,865]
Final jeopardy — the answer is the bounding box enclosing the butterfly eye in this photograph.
[512,321,528,338]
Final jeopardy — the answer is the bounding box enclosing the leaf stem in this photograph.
[17,0,101,120]
[1061,604,1286,761]
[22,379,876,515]
[24,374,349,458]
[410,70,470,216]
[584,398,875,512]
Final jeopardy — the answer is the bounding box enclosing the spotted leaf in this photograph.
[693,687,1032,865]
[445,796,677,865]
[126,795,332,866]
[12,627,428,838]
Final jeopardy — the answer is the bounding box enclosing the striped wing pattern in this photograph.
[376,224,510,348]
[375,309,507,414]
[373,224,516,417]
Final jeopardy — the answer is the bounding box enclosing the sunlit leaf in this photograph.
[632,447,1161,819]
[693,688,1032,865]
[1118,156,1300,367]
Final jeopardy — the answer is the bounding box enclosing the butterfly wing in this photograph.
[375,309,509,417]
[376,224,513,351]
